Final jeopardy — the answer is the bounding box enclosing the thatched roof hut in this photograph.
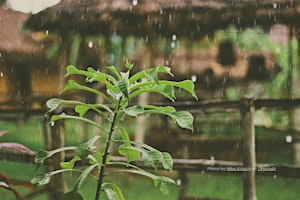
[25,0,300,39]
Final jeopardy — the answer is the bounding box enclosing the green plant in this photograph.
[31,61,197,200]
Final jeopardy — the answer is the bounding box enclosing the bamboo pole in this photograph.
[240,96,257,200]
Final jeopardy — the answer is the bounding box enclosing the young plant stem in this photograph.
[94,99,121,200]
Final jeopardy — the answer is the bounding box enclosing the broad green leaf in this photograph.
[73,164,98,191]
[161,152,173,171]
[61,80,111,102]
[75,105,90,117]
[50,113,108,133]
[118,146,141,163]
[129,84,175,101]
[124,105,144,117]
[118,128,140,162]
[153,176,174,196]
[129,65,173,84]
[160,80,198,100]
[67,65,116,85]
[142,108,194,131]
[31,173,51,186]
[142,150,163,170]
[35,147,76,169]
[169,111,194,132]
[104,188,119,200]
[60,156,81,169]
[102,183,125,200]
[66,65,87,76]
[60,191,84,200]
[145,67,159,84]
[75,137,97,162]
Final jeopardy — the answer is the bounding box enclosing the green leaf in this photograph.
[60,156,81,169]
[161,152,173,171]
[50,113,107,133]
[118,128,140,162]
[61,80,111,102]
[160,80,198,100]
[145,67,159,84]
[117,72,130,99]
[107,66,122,80]
[73,164,98,191]
[169,111,194,132]
[124,105,144,117]
[102,183,125,200]
[60,191,84,200]
[118,146,141,163]
[31,173,51,186]
[75,105,90,117]
[107,169,175,196]
[35,147,76,169]
[34,150,49,167]
[75,136,100,162]
[153,176,175,196]
[142,150,163,170]
[125,59,134,70]
[129,65,173,84]
[129,84,175,101]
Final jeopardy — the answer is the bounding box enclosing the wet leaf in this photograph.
[75,143,91,162]
[102,183,125,200]
[117,72,130,99]
[31,173,51,186]
[118,128,140,162]
[160,80,198,100]
[161,152,173,171]
[60,156,81,169]
[124,105,144,117]
[169,111,194,132]
[142,150,162,170]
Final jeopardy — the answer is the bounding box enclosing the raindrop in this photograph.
[169,14,172,21]
[132,0,138,6]
[276,47,281,53]
[50,122,55,127]
[273,3,277,9]
[210,156,215,161]
[88,41,93,48]
[285,135,292,143]
[0,53,1,57]
[171,41,176,48]
[253,19,256,26]
[176,179,182,186]
[0,72,3,77]
[45,30,49,35]
[172,34,177,41]
[191,75,197,82]
[273,175,277,179]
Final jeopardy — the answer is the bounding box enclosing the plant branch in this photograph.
[94,99,122,200]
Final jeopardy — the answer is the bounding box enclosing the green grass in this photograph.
[187,173,300,200]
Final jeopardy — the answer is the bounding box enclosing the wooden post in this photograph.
[240,96,257,200]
